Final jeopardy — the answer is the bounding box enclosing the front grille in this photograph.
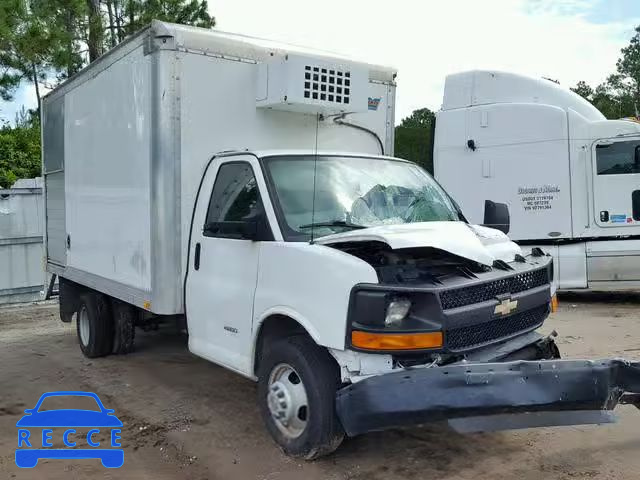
[439,267,549,310]
[446,304,548,351]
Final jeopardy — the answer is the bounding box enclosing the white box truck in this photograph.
[435,70,640,291]
[43,22,639,458]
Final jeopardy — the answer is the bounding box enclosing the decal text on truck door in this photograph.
[518,185,560,212]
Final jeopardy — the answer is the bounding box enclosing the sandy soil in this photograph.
[1,295,639,479]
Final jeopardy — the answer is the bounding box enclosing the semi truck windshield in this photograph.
[263,155,459,240]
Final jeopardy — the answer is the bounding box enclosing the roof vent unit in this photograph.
[256,54,369,115]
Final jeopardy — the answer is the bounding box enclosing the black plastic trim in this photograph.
[336,358,640,437]
[633,190,640,221]
[201,161,274,241]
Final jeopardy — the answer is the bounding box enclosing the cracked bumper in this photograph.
[336,358,640,436]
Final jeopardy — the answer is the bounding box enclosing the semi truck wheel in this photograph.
[257,335,344,459]
[77,293,114,358]
[111,299,136,354]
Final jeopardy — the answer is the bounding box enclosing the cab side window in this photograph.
[596,141,640,175]
[204,162,272,240]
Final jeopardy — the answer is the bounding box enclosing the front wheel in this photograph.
[257,335,344,459]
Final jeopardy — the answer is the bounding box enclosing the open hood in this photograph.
[314,221,521,266]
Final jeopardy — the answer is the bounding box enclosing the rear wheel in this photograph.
[111,299,136,354]
[257,335,344,459]
[77,293,113,358]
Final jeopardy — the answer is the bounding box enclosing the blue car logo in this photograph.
[15,391,123,468]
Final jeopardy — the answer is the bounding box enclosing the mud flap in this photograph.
[335,359,640,437]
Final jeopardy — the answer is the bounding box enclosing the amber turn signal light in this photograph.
[551,294,559,313]
[351,331,443,351]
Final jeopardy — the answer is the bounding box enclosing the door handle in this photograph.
[194,243,201,271]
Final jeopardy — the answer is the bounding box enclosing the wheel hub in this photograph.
[267,363,309,439]
[268,381,293,424]
[79,306,90,347]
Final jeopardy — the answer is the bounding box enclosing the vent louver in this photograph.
[303,65,351,105]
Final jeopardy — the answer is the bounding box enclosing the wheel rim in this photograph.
[79,305,90,347]
[267,363,309,439]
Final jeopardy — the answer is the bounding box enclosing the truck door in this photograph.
[185,155,274,375]
[593,138,640,227]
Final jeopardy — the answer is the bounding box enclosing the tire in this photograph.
[58,277,79,323]
[76,292,113,358]
[257,335,344,459]
[111,299,136,354]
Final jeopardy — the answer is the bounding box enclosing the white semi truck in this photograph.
[43,22,639,458]
[435,70,640,291]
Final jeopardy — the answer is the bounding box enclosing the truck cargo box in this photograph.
[43,21,397,314]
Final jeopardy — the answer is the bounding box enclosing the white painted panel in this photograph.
[586,239,640,285]
[64,45,152,291]
[568,109,591,238]
[435,103,571,242]
[442,70,604,122]
[185,155,263,376]
[253,242,378,351]
[586,239,640,257]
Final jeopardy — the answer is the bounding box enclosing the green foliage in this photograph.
[394,108,435,173]
[572,25,640,119]
[0,0,33,101]
[0,0,216,101]
[571,80,593,99]
[0,108,41,188]
[124,0,215,35]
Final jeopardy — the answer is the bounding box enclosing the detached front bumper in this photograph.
[336,358,640,436]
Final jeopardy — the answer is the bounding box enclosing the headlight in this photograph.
[349,289,442,352]
[385,297,411,326]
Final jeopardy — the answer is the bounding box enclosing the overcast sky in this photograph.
[1,0,639,123]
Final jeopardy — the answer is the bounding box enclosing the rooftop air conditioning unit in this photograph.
[256,54,369,115]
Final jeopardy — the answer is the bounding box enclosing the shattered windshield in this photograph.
[263,155,460,240]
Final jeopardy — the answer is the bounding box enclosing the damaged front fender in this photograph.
[336,358,640,436]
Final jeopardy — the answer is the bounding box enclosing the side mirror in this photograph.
[203,211,271,241]
[241,218,259,240]
[483,200,510,234]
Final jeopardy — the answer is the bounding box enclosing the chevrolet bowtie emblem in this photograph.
[494,298,518,316]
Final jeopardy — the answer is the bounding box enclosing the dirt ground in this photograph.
[1,295,639,480]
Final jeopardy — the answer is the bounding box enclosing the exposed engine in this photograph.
[328,240,490,285]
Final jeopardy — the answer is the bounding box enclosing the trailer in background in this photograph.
[434,70,640,291]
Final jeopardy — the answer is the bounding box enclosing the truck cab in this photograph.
[186,149,555,379]
[182,148,637,459]
[434,70,640,291]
